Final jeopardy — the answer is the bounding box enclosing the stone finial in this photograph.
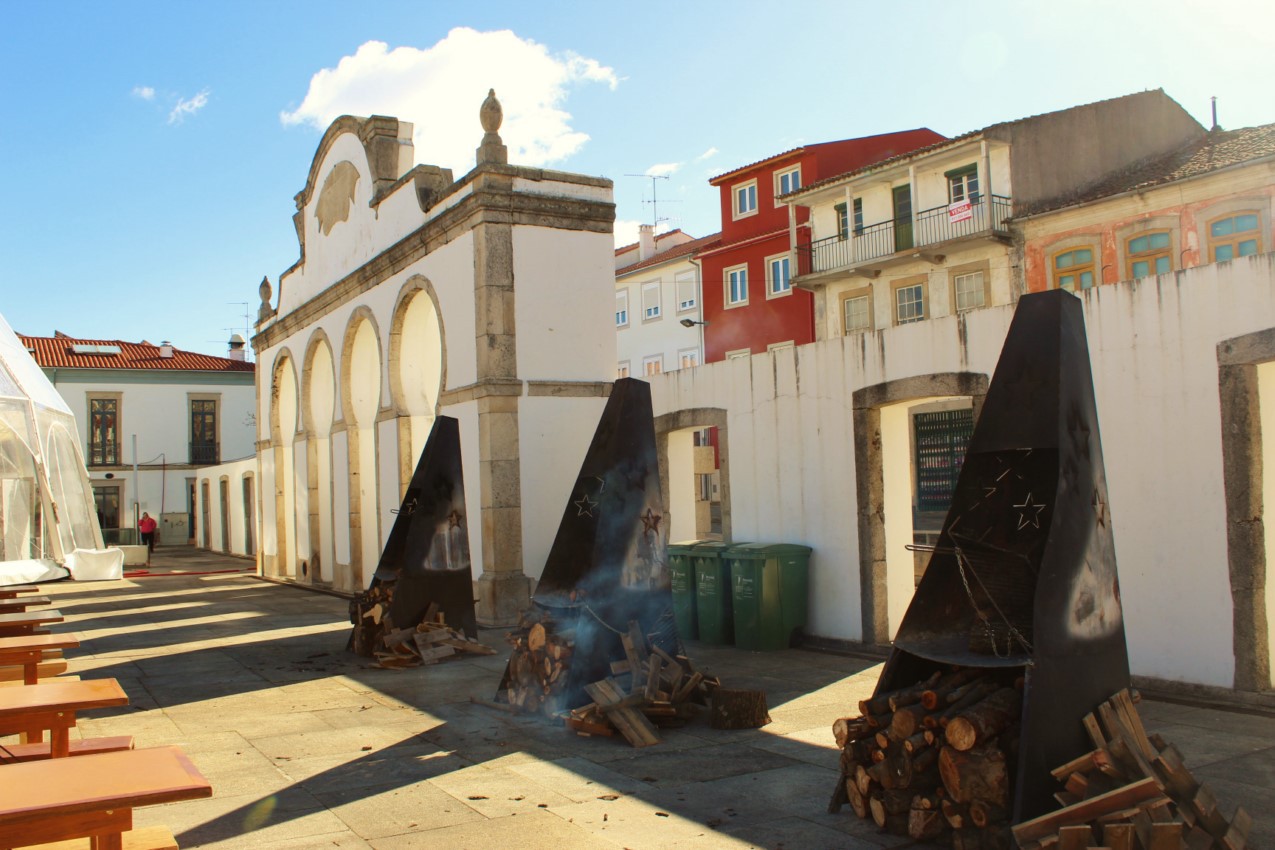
[476,89,508,166]
[257,276,275,324]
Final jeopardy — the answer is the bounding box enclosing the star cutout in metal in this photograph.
[1013,492,1047,530]
[640,508,662,535]
[447,510,463,529]
[574,492,598,518]
[1092,489,1107,528]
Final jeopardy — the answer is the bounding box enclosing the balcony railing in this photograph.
[190,442,220,465]
[798,194,1012,276]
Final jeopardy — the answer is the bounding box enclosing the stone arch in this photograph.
[340,308,384,590]
[302,331,336,585]
[389,276,447,495]
[270,350,300,578]
[853,372,989,645]
[1218,327,1275,691]
[654,407,731,543]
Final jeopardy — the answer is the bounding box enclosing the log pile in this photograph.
[362,601,495,670]
[498,610,577,716]
[567,620,722,748]
[348,581,394,657]
[1012,689,1252,850]
[830,667,1022,849]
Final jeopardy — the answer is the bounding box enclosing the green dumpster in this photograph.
[728,543,813,650]
[668,540,706,641]
[692,542,737,644]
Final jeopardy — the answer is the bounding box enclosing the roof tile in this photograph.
[18,335,254,372]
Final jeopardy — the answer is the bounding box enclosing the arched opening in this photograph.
[218,476,231,553]
[270,353,299,577]
[342,312,383,590]
[241,472,256,557]
[303,334,336,585]
[853,373,989,644]
[389,280,446,498]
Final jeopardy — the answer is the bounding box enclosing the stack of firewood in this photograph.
[498,610,577,715]
[1012,689,1252,850]
[367,603,496,669]
[566,619,723,748]
[348,582,394,657]
[831,668,1022,849]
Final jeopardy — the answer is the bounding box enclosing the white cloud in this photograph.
[645,162,680,177]
[695,147,718,161]
[168,89,210,124]
[132,86,155,101]
[281,30,619,175]
[614,219,643,248]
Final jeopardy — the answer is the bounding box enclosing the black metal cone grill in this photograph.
[501,377,679,709]
[876,289,1130,822]
[360,415,477,639]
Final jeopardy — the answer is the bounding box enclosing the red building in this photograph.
[698,131,947,361]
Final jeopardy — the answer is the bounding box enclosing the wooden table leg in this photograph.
[92,831,125,850]
[51,724,70,758]
[24,660,38,685]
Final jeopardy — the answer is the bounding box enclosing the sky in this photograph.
[2,0,1272,358]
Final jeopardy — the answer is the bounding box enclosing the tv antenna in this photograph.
[625,173,682,228]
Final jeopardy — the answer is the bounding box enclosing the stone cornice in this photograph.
[254,170,614,352]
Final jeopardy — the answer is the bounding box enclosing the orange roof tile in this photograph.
[616,232,722,277]
[18,334,254,373]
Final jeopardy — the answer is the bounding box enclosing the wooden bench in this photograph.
[0,679,128,757]
[0,635,79,685]
[20,824,177,850]
[0,746,211,850]
[0,674,78,689]
[0,597,52,614]
[0,611,63,638]
[0,734,133,763]
[0,585,40,600]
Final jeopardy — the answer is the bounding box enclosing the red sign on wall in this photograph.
[948,200,973,223]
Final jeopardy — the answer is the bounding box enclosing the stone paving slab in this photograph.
[8,545,1271,849]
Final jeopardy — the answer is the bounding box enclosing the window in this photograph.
[775,166,801,201]
[675,271,697,312]
[93,484,120,529]
[892,278,927,325]
[733,180,758,218]
[1053,247,1096,291]
[952,270,987,312]
[678,349,700,369]
[1208,212,1261,262]
[615,290,629,327]
[617,362,630,378]
[835,203,848,239]
[190,398,218,464]
[947,164,980,204]
[88,396,119,466]
[725,264,749,307]
[1126,231,1172,279]
[643,355,663,376]
[853,198,864,234]
[841,288,873,334]
[641,281,661,321]
[767,254,792,297]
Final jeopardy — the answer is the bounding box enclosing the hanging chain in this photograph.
[954,545,1034,657]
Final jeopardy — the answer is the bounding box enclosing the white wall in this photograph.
[194,456,258,559]
[650,254,1275,689]
[616,253,704,377]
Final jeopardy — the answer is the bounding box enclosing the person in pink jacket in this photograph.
[138,512,158,565]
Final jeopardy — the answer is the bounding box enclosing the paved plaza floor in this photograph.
[25,546,1275,849]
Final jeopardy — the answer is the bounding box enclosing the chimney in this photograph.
[638,224,656,261]
[159,341,174,359]
[227,334,247,362]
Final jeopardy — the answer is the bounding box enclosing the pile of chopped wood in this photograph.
[831,668,1022,849]
[498,610,577,716]
[367,603,495,670]
[349,581,394,657]
[1012,689,1252,850]
[566,619,722,748]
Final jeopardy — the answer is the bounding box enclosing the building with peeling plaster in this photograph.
[243,93,615,625]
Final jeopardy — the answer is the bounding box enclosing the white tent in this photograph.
[0,312,103,582]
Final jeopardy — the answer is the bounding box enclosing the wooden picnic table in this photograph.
[0,679,127,758]
[0,586,39,600]
[0,746,211,849]
[0,634,80,685]
[0,597,51,615]
[0,610,63,638]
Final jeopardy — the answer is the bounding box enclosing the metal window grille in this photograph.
[914,408,974,513]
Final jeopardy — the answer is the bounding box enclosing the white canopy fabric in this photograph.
[0,311,103,576]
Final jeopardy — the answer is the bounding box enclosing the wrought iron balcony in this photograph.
[798,195,1012,277]
[190,442,219,465]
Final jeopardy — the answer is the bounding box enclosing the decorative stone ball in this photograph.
[259,276,272,305]
[480,89,503,134]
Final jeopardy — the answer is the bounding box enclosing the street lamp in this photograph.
[679,318,707,328]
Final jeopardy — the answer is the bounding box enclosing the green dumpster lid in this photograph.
[692,541,737,552]
[726,542,813,558]
[671,539,710,547]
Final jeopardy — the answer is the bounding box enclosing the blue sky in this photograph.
[2,0,1271,357]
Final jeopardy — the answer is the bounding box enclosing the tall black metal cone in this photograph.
[366,416,476,637]
[876,290,1130,822]
[507,377,677,708]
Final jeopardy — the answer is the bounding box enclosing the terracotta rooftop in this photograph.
[1017,122,1275,217]
[708,130,942,187]
[616,232,722,277]
[19,333,254,372]
[614,228,688,256]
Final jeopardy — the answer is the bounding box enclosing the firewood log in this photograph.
[833,716,872,748]
[932,679,999,728]
[891,703,931,740]
[909,806,947,840]
[860,671,942,716]
[709,688,770,729]
[946,688,1022,752]
[922,668,985,710]
[942,798,970,829]
[969,800,1008,828]
[939,744,1009,806]
[846,778,869,818]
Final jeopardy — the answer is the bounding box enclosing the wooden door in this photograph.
[892,185,913,251]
